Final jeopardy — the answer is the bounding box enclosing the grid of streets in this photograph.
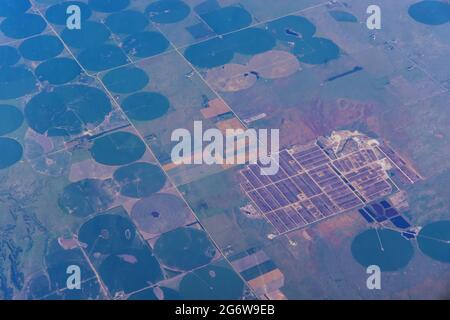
[240,140,418,235]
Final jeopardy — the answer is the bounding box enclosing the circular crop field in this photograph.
[46,1,92,25]
[0,105,24,135]
[58,178,114,217]
[121,92,170,121]
[179,265,244,300]
[0,66,36,100]
[90,132,146,166]
[88,0,130,13]
[0,14,46,39]
[78,214,136,254]
[99,248,163,294]
[25,85,111,136]
[19,35,64,61]
[146,0,190,24]
[418,220,450,263]
[35,58,82,85]
[0,137,23,169]
[122,31,169,58]
[103,67,149,94]
[0,46,20,66]
[113,162,166,198]
[154,227,216,271]
[351,228,414,272]
[131,193,192,235]
[106,10,149,34]
[78,44,128,71]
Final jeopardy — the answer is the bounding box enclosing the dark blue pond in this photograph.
[390,216,411,229]
[45,1,92,25]
[121,92,170,121]
[61,21,110,48]
[0,66,36,100]
[224,28,276,55]
[267,15,316,41]
[25,84,111,136]
[409,1,450,25]
[105,10,149,35]
[0,137,23,169]
[19,35,64,61]
[35,57,82,85]
[146,0,191,24]
[0,45,20,66]
[113,162,166,198]
[122,31,169,58]
[90,131,146,166]
[78,44,128,72]
[184,37,233,68]
[0,13,46,39]
[102,66,149,94]
[0,0,31,17]
[201,6,252,35]
[0,104,23,135]
[418,220,450,263]
[88,0,130,13]
[351,228,414,271]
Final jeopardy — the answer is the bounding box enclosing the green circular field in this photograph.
[0,14,46,39]
[46,1,92,25]
[0,66,36,100]
[35,58,82,85]
[19,35,64,61]
[99,248,163,295]
[102,67,149,94]
[113,162,166,198]
[122,31,169,58]
[88,0,130,13]
[351,228,414,272]
[106,10,149,34]
[121,92,170,121]
[58,178,115,217]
[62,21,110,49]
[418,220,450,263]
[184,37,234,68]
[78,214,136,254]
[0,105,23,135]
[179,265,244,300]
[267,15,316,41]
[25,85,111,136]
[78,44,128,71]
[154,227,216,271]
[131,193,192,235]
[146,0,190,24]
[90,132,146,166]
[0,0,31,17]
[0,46,20,66]
[0,138,23,169]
